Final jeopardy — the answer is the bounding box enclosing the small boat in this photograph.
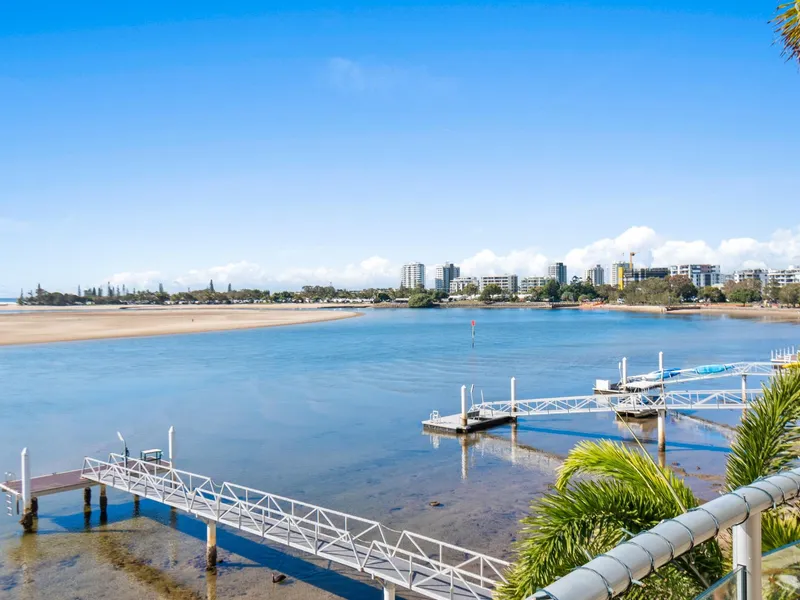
[694,364,733,375]
[642,368,682,382]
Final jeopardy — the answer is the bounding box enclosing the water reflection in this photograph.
[424,426,565,480]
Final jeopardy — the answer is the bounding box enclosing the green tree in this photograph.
[724,279,762,304]
[765,280,782,303]
[227,283,232,293]
[774,1,800,64]
[408,292,435,308]
[480,284,504,302]
[209,279,215,293]
[698,286,725,303]
[499,370,800,600]
[667,275,697,302]
[542,279,561,301]
[779,283,800,307]
[462,283,479,296]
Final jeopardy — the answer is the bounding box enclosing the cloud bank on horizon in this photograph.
[106,225,800,291]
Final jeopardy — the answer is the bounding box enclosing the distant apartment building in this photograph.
[548,262,568,285]
[733,269,768,288]
[400,262,425,289]
[669,264,722,289]
[480,274,519,293]
[449,276,479,294]
[622,267,670,286]
[610,262,627,288]
[768,267,800,287]
[434,262,461,292]
[584,265,605,286]
[519,276,549,293]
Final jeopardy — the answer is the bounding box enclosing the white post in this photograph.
[20,448,31,511]
[168,426,175,467]
[510,377,517,414]
[460,438,469,480]
[383,582,396,600]
[622,357,628,387]
[658,351,664,372]
[206,521,217,570]
[742,374,747,404]
[657,410,666,452]
[460,385,468,428]
[733,513,762,600]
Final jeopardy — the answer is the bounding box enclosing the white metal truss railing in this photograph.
[771,346,798,364]
[81,455,509,600]
[623,361,774,389]
[473,389,762,417]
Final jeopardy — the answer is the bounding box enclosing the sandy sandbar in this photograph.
[0,305,361,346]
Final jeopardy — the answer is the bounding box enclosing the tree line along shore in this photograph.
[15,275,800,309]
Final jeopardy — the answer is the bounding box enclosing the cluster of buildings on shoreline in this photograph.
[400,261,800,294]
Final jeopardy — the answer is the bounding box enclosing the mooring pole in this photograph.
[20,448,33,532]
[460,385,468,428]
[657,410,667,452]
[742,374,747,404]
[658,351,664,372]
[621,357,628,388]
[510,377,517,415]
[206,520,218,570]
[168,425,175,467]
[383,582,396,600]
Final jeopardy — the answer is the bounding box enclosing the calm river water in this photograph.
[1,308,798,599]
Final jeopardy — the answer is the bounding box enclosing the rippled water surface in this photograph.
[1,308,798,598]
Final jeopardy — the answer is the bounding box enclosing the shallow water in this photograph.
[0,308,797,598]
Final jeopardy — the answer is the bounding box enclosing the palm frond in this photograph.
[763,509,800,552]
[726,369,800,493]
[774,2,800,64]
[556,439,696,513]
[498,478,724,600]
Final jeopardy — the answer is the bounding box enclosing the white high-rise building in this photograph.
[519,276,549,292]
[610,262,627,288]
[584,265,605,286]
[548,262,567,285]
[449,277,479,293]
[733,269,768,288]
[669,264,722,288]
[401,262,425,289]
[768,268,800,287]
[480,274,519,293]
[435,262,461,292]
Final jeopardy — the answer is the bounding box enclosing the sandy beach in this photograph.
[0,305,361,346]
[600,303,800,321]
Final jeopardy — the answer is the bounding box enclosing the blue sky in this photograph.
[2,1,799,293]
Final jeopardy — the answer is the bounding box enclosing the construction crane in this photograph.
[616,251,637,291]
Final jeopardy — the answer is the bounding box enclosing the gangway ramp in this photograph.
[472,389,762,418]
[621,361,774,391]
[81,454,509,600]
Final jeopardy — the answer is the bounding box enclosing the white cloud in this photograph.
[460,248,549,277]
[325,57,452,95]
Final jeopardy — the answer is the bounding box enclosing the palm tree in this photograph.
[499,369,800,600]
[774,2,800,64]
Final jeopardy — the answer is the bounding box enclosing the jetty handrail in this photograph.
[473,389,762,417]
[81,455,510,598]
[624,361,774,385]
[529,465,800,600]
